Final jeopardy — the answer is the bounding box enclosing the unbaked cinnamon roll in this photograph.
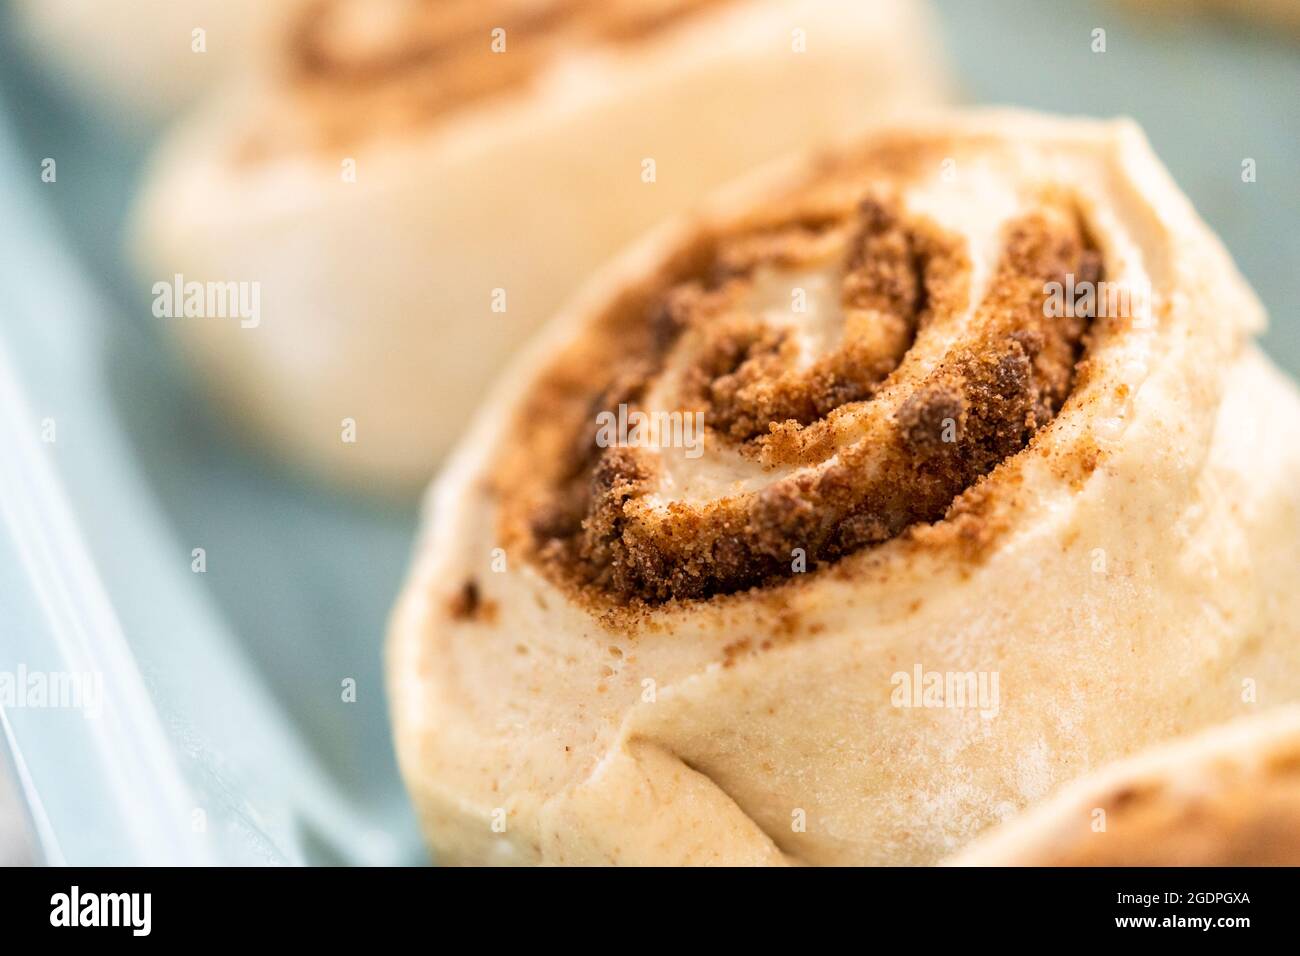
[13,0,280,119]
[130,0,947,490]
[387,110,1300,865]
[947,706,1300,866]
[1117,0,1300,37]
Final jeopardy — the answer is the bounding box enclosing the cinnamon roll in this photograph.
[387,110,1300,865]
[947,706,1300,866]
[1118,0,1300,37]
[13,0,280,118]
[130,0,947,490]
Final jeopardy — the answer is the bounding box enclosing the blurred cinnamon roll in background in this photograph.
[387,110,1300,865]
[130,0,948,491]
[1117,0,1300,38]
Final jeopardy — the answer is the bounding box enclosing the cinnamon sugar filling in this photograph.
[495,167,1103,605]
[241,0,735,158]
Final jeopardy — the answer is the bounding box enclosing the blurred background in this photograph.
[0,0,1295,865]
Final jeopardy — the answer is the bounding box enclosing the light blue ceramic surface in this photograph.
[0,0,1295,865]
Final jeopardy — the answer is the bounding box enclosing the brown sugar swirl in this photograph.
[258,0,737,155]
[494,165,1103,604]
